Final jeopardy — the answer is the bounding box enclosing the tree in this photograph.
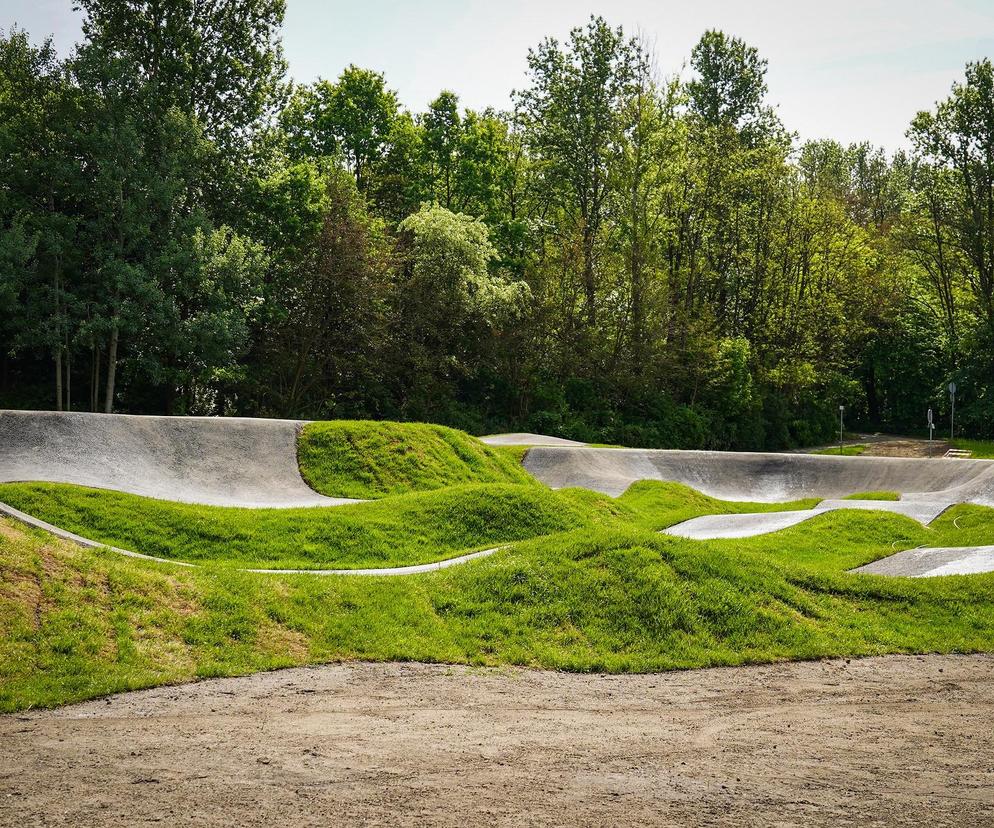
[0,29,79,410]
[281,67,399,193]
[393,204,529,413]
[517,16,636,327]
[246,165,393,417]
[687,30,768,131]
[910,59,994,327]
[421,91,461,208]
[76,0,287,154]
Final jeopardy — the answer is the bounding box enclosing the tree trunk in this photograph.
[64,333,71,411]
[53,264,62,411]
[583,227,597,326]
[104,324,118,414]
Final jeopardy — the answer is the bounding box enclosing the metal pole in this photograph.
[839,405,844,455]
[948,382,957,445]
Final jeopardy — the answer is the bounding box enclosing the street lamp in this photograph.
[839,405,845,456]
[948,382,957,442]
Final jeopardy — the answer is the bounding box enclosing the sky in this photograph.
[4,0,994,151]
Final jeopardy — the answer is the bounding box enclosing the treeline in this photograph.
[2,5,992,446]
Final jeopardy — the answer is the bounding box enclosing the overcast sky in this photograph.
[5,0,994,151]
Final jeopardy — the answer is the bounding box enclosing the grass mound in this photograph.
[0,482,599,571]
[3,504,993,712]
[297,420,534,498]
[842,491,900,501]
[616,481,820,529]
[0,480,816,571]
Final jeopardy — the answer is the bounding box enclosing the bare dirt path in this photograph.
[2,655,993,827]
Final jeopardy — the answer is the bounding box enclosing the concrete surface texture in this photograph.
[0,409,358,508]
[853,545,994,577]
[523,445,994,503]
[664,498,953,540]
[478,432,587,446]
[2,655,992,827]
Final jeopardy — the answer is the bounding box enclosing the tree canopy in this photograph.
[2,11,993,444]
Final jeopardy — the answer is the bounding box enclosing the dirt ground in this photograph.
[2,655,993,827]
[861,438,952,458]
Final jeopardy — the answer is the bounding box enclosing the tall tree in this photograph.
[687,30,768,131]
[76,0,287,153]
[517,15,636,328]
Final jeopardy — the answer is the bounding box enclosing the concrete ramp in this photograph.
[664,499,953,540]
[853,546,994,577]
[0,410,355,508]
[523,446,994,505]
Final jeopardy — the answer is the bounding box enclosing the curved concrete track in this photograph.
[663,499,953,540]
[523,445,994,503]
[0,409,358,508]
[524,444,994,576]
[853,546,994,577]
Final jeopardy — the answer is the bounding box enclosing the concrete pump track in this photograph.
[2,409,994,577]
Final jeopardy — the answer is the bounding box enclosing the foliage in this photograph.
[2,13,994,446]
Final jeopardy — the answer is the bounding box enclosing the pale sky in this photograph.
[4,0,994,151]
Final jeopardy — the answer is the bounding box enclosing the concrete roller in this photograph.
[0,409,358,508]
[523,446,994,505]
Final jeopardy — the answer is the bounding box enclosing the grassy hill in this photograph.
[2,417,993,713]
[0,480,818,571]
[297,420,534,498]
[2,504,993,712]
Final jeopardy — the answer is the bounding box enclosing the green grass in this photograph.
[3,500,994,712]
[951,438,994,459]
[0,482,601,570]
[0,480,815,570]
[2,416,993,713]
[616,480,820,529]
[842,491,900,501]
[812,444,867,456]
[297,420,534,498]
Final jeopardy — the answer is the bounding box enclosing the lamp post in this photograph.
[839,405,845,456]
[948,382,957,442]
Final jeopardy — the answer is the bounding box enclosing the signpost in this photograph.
[948,382,957,441]
[839,404,845,456]
[927,407,934,457]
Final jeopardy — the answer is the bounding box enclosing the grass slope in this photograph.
[0,481,818,570]
[0,482,602,570]
[812,445,867,456]
[3,503,994,712]
[297,421,533,498]
[951,438,994,459]
[842,491,900,501]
